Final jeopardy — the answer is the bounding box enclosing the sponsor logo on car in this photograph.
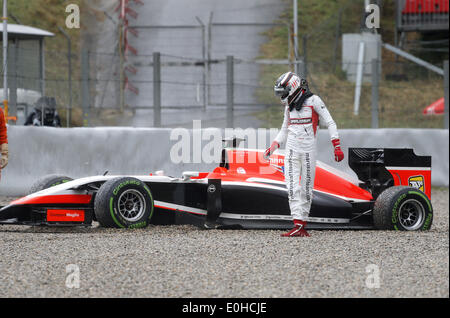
[207,184,216,193]
[237,167,246,174]
[408,175,425,192]
[47,209,85,222]
[269,157,284,165]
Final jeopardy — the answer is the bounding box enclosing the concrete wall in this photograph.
[0,126,448,196]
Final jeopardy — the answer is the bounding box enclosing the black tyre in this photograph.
[94,177,154,229]
[29,174,74,194]
[373,186,433,231]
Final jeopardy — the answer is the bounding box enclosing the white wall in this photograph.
[0,126,447,196]
[342,33,382,83]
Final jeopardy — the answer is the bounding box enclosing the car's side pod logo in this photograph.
[208,184,216,193]
[408,175,425,192]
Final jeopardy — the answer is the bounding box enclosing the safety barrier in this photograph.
[0,126,447,196]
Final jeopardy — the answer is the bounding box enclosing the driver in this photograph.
[0,107,8,179]
[264,72,344,237]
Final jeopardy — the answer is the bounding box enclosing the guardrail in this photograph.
[0,126,447,196]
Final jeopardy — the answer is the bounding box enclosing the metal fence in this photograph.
[0,42,81,126]
[1,21,448,130]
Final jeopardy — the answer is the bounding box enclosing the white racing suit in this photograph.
[274,95,339,221]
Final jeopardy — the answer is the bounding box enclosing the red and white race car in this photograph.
[0,140,433,231]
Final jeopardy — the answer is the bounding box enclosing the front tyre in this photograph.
[29,174,73,194]
[373,186,433,231]
[94,177,154,229]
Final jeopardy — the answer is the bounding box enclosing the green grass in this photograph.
[256,0,447,129]
[8,0,82,52]
[7,0,83,126]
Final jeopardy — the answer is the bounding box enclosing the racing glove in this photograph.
[0,143,8,169]
[264,141,280,160]
[332,139,344,162]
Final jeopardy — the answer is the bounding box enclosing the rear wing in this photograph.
[349,148,431,199]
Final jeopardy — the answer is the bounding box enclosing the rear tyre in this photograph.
[29,174,73,194]
[94,177,154,229]
[373,186,433,231]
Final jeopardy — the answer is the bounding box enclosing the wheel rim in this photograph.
[398,199,425,230]
[117,189,146,222]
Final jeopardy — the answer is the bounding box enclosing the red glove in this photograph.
[332,139,344,162]
[264,141,280,160]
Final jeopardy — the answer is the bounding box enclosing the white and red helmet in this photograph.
[274,72,309,106]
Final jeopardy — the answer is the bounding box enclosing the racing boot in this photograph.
[281,219,310,237]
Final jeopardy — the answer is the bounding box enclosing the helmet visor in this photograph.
[274,86,289,99]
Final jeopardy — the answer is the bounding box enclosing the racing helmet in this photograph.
[274,72,309,106]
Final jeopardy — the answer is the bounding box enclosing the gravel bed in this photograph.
[0,188,448,298]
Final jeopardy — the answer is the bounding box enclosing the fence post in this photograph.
[207,12,213,107]
[293,0,299,75]
[119,17,125,113]
[298,58,306,79]
[202,23,207,110]
[371,59,379,128]
[81,48,90,127]
[444,60,449,130]
[332,8,343,73]
[226,55,234,128]
[9,41,17,121]
[68,39,72,127]
[195,16,207,110]
[58,26,72,127]
[302,35,308,77]
[353,41,365,116]
[287,23,292,70]
[39,39,46,128]
[153,52,161,128]
[39,38,45,97]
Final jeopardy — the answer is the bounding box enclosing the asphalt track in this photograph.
[119,0,288,128]
[0,188,447,298]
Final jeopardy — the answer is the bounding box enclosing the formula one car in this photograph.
[0,139,433,231]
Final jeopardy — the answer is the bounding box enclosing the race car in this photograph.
[0,138,433,231]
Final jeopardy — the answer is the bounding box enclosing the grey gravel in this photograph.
[0,188,448,298]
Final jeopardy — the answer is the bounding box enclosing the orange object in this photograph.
[0,106,7,144]
[423,97,444,115]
